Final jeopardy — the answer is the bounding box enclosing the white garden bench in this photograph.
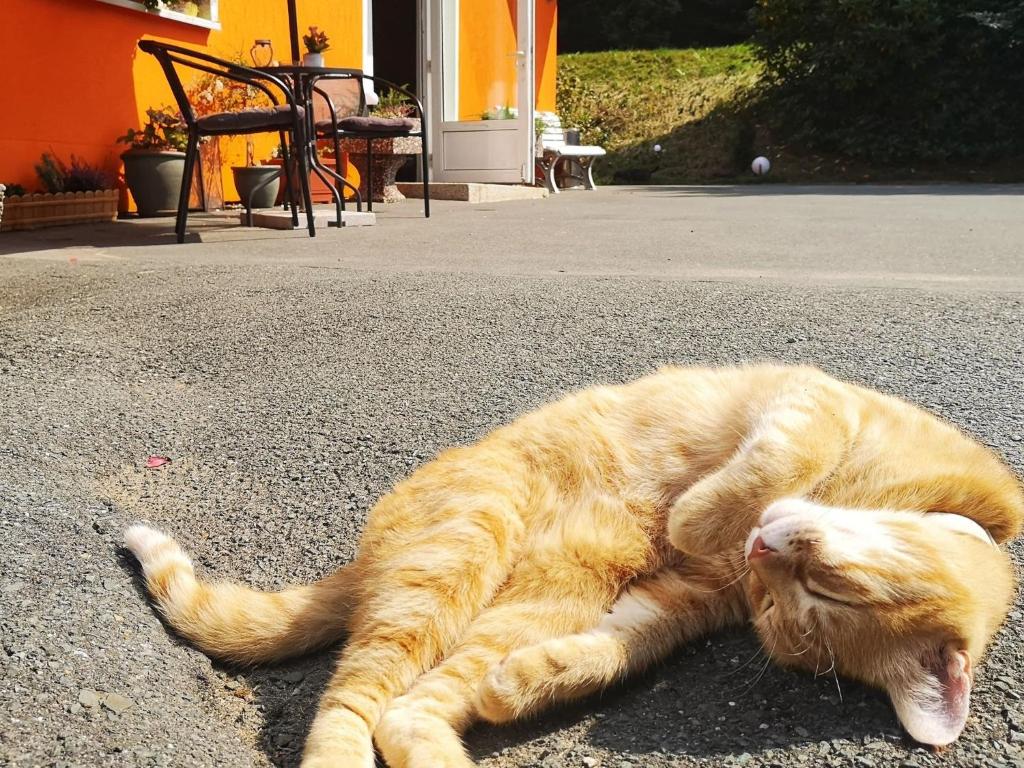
[535,112,606,193]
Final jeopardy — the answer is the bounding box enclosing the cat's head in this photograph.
[744,498,1015,746]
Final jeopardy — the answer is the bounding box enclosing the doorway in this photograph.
[427,0,535,183]
[372,0,419,92]
[372,0,420,182]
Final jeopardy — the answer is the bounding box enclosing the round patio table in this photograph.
[257,64,364,224]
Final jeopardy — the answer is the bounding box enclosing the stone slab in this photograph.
[241,209,376,230]
[396,183,548,203]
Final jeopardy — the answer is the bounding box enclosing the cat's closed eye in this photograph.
[800,577,851,605]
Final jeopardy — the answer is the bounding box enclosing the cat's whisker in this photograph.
[720,636,771,679]
[733,634,778,699]
[687,566,751,594]
[823,637,843,703]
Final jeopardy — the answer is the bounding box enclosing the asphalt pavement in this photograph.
[1,185,1023,768]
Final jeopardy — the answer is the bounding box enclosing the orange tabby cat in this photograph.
[123,364,1023,768]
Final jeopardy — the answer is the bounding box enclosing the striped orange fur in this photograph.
[124,364,1024,767]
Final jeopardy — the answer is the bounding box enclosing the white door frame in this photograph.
[422,0,535,183]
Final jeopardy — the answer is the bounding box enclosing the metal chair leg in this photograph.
[309,155,343,228]
[175,132,200,243]
[294,129,316,237]
[278,131,299,226]
[332,135,347,214]
[365,138,374,213]
[420,130,430,219]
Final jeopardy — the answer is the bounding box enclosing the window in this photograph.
[94,0,221,30]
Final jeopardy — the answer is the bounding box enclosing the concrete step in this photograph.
[396,183,548,203]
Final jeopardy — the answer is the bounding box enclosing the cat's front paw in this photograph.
[477,638,593,724]
[475,654,524,723]
[477,643,567,724]
[667,507,718,556]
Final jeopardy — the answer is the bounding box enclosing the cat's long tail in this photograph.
[123,524,357,665]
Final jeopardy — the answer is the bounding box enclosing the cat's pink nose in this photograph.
[748,535,775,561]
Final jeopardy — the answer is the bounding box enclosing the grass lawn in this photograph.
[556,45,1024,184]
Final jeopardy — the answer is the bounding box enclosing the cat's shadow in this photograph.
[463,631,904,764]
[241,630,903,768]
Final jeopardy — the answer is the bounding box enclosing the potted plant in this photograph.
[165,0,199,15]
[302,26,330,68]
[118,107,188,217]
[232,142,281,210]
[1,155,118,232]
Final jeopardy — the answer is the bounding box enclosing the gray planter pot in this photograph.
[122,150,186,218]
[232,166,281,210]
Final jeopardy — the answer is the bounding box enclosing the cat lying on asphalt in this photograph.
[124,363,1023,768]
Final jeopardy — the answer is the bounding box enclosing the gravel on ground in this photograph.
[1,186,1022,768]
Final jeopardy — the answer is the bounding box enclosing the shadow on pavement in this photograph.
[0,215,316,256]
[219,624,904,767]
[635,183,1024,198]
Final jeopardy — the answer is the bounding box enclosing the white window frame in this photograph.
[362,0,378,105]
[94,0,221,30]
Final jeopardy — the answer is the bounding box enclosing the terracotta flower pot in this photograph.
[266,156,357,205]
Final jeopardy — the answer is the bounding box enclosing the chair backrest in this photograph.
[536,111,567,150]
[138,39,289,127]
[312,77,365,125]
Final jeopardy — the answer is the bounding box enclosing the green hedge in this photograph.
[558,0,755,52]
[753,0,1024,162]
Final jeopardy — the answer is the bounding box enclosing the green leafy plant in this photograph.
[303,26,330,54]
[35,154,64,193]
[372,86,415,119]
[117,107,189,152]
[1,183,27,197]
[481,104,518,120]
[34,153,113,193]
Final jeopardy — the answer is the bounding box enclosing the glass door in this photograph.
[429,0,533,183]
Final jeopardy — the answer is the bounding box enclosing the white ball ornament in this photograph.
[653,144,663,153]
[751,156,771,175]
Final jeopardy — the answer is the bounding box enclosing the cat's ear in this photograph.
[887,643,972,747]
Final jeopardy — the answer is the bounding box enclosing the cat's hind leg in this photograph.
[476,562,746,723]
[300,503,523,768]
[374,543,642,768]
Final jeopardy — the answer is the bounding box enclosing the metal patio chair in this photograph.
[138,40,316,242]
[310,74,429,219]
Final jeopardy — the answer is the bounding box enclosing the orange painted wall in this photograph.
[457,0,518,120]
[455,0,556,121]
[535,0,556,111]
[0,0,361,208]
